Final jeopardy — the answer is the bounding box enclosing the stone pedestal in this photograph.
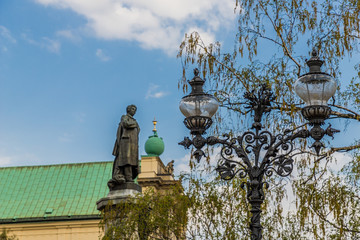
[96,182,142,211]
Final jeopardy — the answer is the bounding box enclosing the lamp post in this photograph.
[179,51,339,240]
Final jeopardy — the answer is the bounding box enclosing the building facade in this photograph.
[0,122,176,239]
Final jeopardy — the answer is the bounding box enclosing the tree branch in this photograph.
[313,143,360,164]
[257,0,301,76]
[191,34,250,91]
[310,204,360,234]
[330,110,360,121]
[247,29,283,47]
[331,105,360,119]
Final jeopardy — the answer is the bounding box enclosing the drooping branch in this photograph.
[330,105,360,121]
[309,202,360,234]
[312,143,360,164]
[221,99,360,122]
[328,144,360,154]
[179,32,250,91]
[257,0,301,76]
[246,28,283,47]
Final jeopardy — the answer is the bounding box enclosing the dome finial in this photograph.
[152,117,157,132]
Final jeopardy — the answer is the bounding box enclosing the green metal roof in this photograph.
[0,161,112,223]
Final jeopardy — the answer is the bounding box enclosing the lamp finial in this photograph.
[194,68,199,76]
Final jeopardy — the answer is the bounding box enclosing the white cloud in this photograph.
[22,34,61,53]
[58,132,74,142]
[173,152,191,176]
[95,48,111,61]
[42,37,61,53]
[56,29,81,42]
[173,146,222,176]
[74,112,86,123]
[0,153,41,167]
[0,156,12,167]
[0,26,16,43]
[145,84,169,99]
[329,151,352,169]
[0,26,16,52]
[33,0,236,55]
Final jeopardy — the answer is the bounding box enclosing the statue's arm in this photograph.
[121,115,138,128]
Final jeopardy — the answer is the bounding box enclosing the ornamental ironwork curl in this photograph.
[272,156,294,177]
[213,128,301,182]
[216,143,248,180]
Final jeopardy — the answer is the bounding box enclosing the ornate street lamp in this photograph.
[179,68,219,135]
[294,50,339,155]
[179,51,339,240]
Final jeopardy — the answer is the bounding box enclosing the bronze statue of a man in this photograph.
[108,105,140,189]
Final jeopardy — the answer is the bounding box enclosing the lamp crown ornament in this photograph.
[244,84,275,128]
[188,68,205,95]
[193,68,199,76]
[306,49,324,72]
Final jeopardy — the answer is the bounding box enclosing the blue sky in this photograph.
[0,0,359,175]
[0,0,236,171]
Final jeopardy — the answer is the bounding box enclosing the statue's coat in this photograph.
[112,114,140,178]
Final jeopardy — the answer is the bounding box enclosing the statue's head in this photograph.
[126,104,137,116]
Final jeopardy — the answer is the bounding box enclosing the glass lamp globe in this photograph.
[179,68,219,119]
[179,94,219,118]
[294,51,337,106]
[179,68,219,135]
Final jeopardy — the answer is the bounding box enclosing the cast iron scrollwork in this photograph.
[210,122,310,240]
[216,139,248,180]
[214,127,308,181]
[271,156,294,177]
[179,84,340,240]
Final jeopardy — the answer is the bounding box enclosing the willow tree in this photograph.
[0,229,17,240]
[178,0,360,239]
[100,169,254,240]
[100,185,189,240]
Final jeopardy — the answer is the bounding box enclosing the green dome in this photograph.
[145,131,165,156]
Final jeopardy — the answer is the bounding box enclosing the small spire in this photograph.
[152,117,157,132]
[306,49,323,72]
[193,68,199,76]
[311,49,318,57]
[309,49,320,61]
